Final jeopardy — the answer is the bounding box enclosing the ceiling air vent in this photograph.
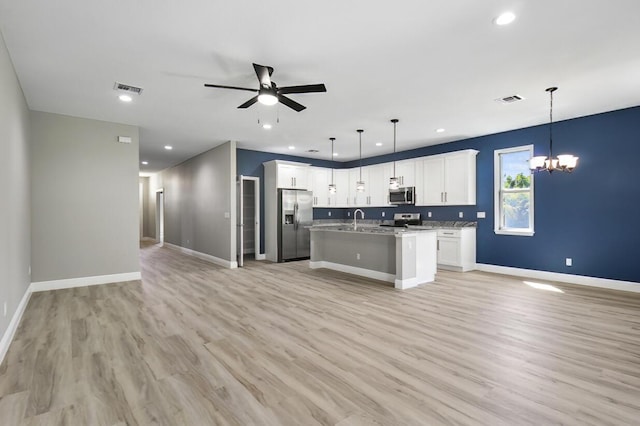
[306,149,319,153]
[495,94,524,104]
[114,82,143,95]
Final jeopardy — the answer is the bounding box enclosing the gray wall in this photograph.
[30,111,140,282]
[139,176,151,238]
[0,30,31,341]
[157,141,237,263]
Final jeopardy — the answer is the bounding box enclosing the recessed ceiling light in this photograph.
[141,161,148,165]
[436,128,445,133]
[262,123,272,129]
[119,94,133,102]
[333,153,338,157]
[495,11,516,26]
[375,142,383,146]
[288,146,295,150]
[164,145,173,150]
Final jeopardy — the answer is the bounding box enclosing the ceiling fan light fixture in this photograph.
[258,92,278,106]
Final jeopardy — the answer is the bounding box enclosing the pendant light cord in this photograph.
[357,129,363,180]
[330,138,335,185]
[547,87,557,159]
[391,119,399,177]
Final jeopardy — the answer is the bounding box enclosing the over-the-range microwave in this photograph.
[389,187,415,205]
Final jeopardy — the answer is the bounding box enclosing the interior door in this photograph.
[237,176,244,267]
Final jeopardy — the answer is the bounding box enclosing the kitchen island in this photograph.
[309,225,437,289]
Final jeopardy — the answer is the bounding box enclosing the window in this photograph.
[494,145,534,236]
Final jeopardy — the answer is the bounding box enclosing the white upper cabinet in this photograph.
[276,162,309,189]
[331,169,351,207]
[309,167,330,207]
[367,163,393,206]
[394,159,416,187]
[349,167,370,206]
[418,150,478,206]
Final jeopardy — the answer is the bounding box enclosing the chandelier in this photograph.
[529,87,578,173]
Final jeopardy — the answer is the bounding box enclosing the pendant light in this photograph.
[529,87,579,173]
[328,137,337,194]
[389,119,400,189]
[356,129,365,192]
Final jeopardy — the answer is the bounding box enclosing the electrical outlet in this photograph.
[381,212,385,217]
[458,212,464,218]
[356,253,361,260]
[477,211,486,219]
[428,212,432,218]
[347,212,351,217]
[328,211,332,217]
[566,258,572,267]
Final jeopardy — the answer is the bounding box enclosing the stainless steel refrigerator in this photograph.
[278,189,313,262]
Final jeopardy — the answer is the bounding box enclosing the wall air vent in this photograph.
[495,94,524,104]
[113,82,143,95]
[306,149,319,153]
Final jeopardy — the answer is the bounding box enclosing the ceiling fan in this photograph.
[204,63,326,112]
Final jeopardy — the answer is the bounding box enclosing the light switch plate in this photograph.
[458,212,464,218]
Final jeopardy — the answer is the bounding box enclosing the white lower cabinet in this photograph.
[436,228,476,272]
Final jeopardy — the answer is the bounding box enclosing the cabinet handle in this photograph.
[443,232,454,235]
[437,240,440,250]
[445,192,447,202]
[440,192,444,202]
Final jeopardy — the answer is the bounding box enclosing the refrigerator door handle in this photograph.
[294,203,299,230]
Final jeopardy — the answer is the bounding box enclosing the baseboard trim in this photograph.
[30,272,142,293]
[255,253,266,261]
[310,260,395,283]
[476,264,640,293]
[164,242,238,269]
[395,274,435,290]
[0,287,32,366]
[141,237,155,242]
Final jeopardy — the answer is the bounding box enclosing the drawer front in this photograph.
[437,229,460,238]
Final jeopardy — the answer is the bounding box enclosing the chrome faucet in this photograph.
[353,209,365,229]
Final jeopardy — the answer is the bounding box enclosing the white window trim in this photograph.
[494,145,535,236]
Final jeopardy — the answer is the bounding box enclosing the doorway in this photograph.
[236,176,261,267]
[155,189,164,245]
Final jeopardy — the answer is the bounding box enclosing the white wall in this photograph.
[0,30,31,348]
[30,111,140,282]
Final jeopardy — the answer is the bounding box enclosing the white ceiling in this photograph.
[1,0,639,172]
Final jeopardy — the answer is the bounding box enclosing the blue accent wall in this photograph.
[237,106,640,283]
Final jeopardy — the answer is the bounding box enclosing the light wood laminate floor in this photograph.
[1,242,640,425]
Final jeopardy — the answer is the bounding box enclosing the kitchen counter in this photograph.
[309,225,437,289]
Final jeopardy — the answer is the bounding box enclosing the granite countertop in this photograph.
[312,219,477,229]
[309,224,436,235]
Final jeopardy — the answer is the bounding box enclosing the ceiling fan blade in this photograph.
[253,63,272,88]
[278,84,327,95]
[278,95,306,112]
[237,96,259,109]
[204,83,257,93]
